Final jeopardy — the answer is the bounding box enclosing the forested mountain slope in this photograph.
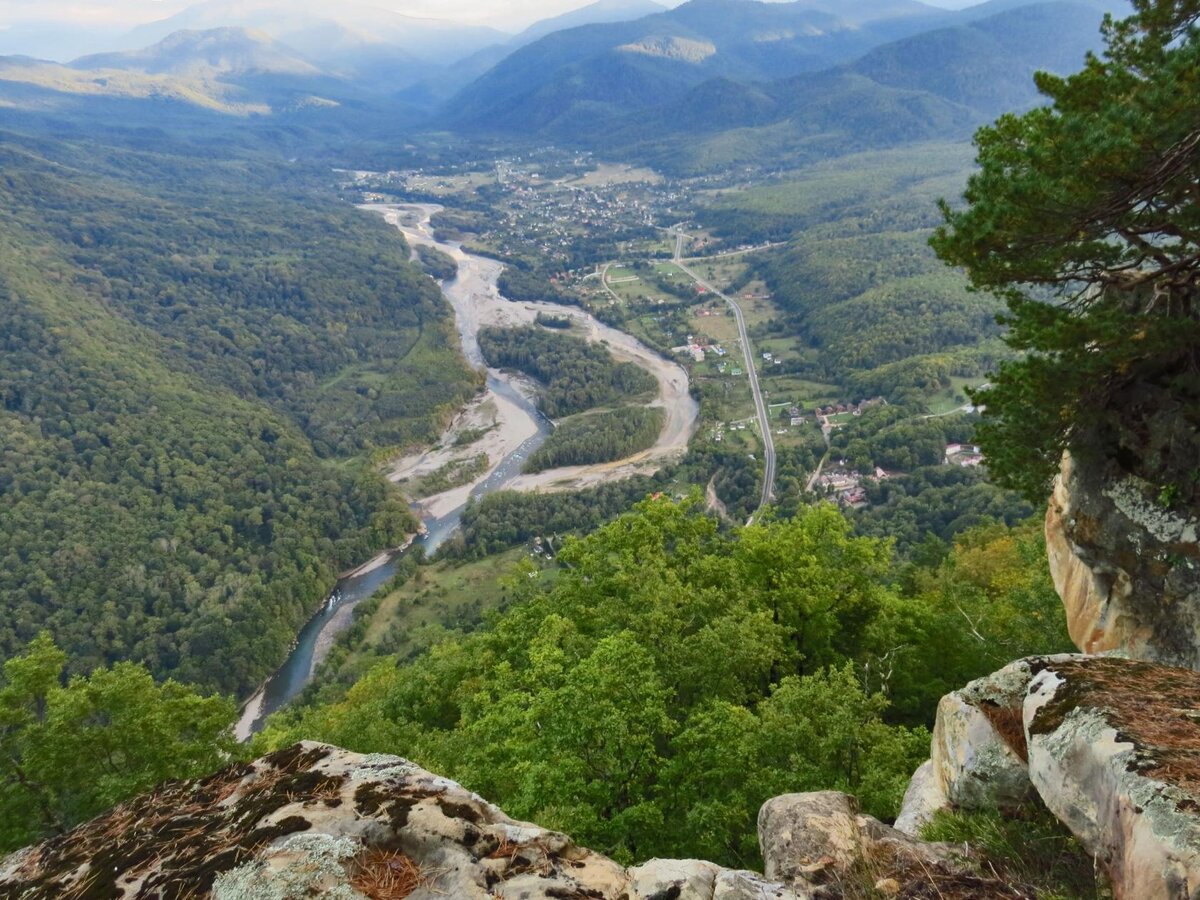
[443,0,945,136]
[446,0,1111,174]
[0,135,476,696]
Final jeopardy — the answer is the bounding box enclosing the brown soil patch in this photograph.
[979,701,1029,763]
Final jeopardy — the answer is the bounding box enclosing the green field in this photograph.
[357,549,546,665]
[923,377,983,416]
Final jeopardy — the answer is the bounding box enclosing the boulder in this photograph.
[930,658,1043,810]
[627,858,807,900]
[895,658,1056,835]
[759,791,863,883]
[893,760,944,837]
[0,741,797,900]
[757,792,1023,898]
[1024,656,1200,899]
[1046,450,1200,668]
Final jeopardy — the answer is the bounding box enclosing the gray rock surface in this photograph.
[1046,450,1200,668]
[0,742,785,900]
[628,858,807,900]
[895,658,1063,836]
[0,741,1031,900]
[893,760,943,836]
[930,658,1043,810]
[1024,656,1200,900]
[756,792,1021,897]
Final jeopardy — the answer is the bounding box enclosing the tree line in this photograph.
[478,326,656,418]
[524,407,664,473]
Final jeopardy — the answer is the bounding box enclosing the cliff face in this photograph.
[1046,450,1200,667]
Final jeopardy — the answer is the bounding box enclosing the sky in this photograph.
[0,0,651,30]
[0,0,986,31]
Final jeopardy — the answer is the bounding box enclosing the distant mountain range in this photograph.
[0,0,1126,173]
[72,27,321,79]
[443,0,945,133]
[438,0,1118,171]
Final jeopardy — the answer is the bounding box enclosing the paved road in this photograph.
[672,229,776,513]
[681,241,787,263]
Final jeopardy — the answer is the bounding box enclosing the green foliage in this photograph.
[922,805,1111,899]
[931,0,1200,501]
[257,500,930,866]
[446,476,664,557]
[524,406,664,472]
[882,519,1074,722]
[478,325,656,417]
[0,634,239,852]
[499,265,576,305]
[713,148,1006,403]
[702,144,975,242]
[0,138,474,695]
[0,142,476,459]
[449,440,773,558]
[828,406,975,472]
[535,311,573,329]
[415,244,459,281]
[853,467,1035,559]
[399,453,490,498]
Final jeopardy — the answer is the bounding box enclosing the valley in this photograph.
[236,198,701,735]
[4,3,1189,893]
[375,202,699,498]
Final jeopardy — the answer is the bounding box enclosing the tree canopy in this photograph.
[0,634,238,852]
[257,499,1072,867]
[931,0,1200,501]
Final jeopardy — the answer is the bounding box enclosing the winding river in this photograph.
[235,202,697,739]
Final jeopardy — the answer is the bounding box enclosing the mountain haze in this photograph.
[121,0,506,68]
[72,27,321,78]
[514,0,669,45]
[444,0,1112,172]
[442,0,954,135]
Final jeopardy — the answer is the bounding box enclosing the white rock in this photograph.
[1025,657,1200,899]
[893,759,945,836]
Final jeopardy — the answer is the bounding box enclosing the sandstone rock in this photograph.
[627,858,809,900]
[930,658,1043,810]
[895,659,1058,836]
[0,742,795,900]
[893,760,944,836]
[759,791,863,883]
[628,857,722,900]
[1046,450,1200,667]
[1024,656,1200,899]
[756,791,1022,897]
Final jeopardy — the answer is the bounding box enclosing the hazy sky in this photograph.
[0,0,982,32]
[0,0,656,29]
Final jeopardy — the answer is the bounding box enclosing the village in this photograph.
[812,440,987,508]
[346,156,989,519]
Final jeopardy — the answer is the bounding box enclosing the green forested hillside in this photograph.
[443,0,1108,175]
[0,137,476,695]
[698,143,1006,394]
[258,498,1071,866]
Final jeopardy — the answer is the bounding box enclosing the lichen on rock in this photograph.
[1024,655,1200,900]
[1046,450,1200,667]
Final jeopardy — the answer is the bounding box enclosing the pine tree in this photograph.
[931,0,1200,501]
